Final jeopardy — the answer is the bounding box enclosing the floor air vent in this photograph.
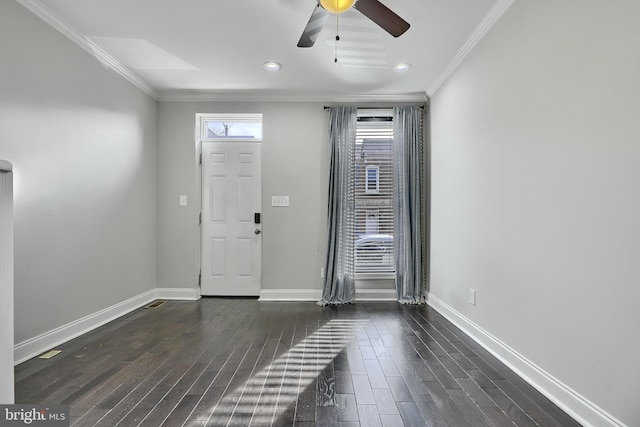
[39,350,62,359]
[145,300,167,309]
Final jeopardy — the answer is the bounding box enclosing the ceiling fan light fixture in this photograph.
[319,0,356,14]
[392,62,412,73]
[262,61,282,72]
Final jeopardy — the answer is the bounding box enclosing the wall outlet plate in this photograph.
[272,196,290,207]
[469,289,476,305]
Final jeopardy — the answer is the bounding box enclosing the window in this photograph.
[365,165,380,194]
[354,110,394,274]
[198,114,263,141]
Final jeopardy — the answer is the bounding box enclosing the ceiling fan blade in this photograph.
[297,4,330,48]
[354,0,410,38]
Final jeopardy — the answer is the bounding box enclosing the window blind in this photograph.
[354,109,394,274]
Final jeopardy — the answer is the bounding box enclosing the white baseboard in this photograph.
[426,293,625,427]
[14,287,201,365]
[14,289,156,365]
[258,289,322,301]
[156,287,201,301]
[356,288,397,301]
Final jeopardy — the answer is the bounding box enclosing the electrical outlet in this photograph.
[271,196,290,207]
[320,267,325,279]
[469,289,476,306]
[179,195,187,206]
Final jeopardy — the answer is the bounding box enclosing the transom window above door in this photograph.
[198,114,263,142]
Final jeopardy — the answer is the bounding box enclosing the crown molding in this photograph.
[427,0,517,96]
[15,0,159,100]
[157,91,429,103]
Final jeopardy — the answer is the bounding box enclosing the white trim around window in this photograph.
[365,165,380,194]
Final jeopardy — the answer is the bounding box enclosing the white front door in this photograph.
[201,141,262,296]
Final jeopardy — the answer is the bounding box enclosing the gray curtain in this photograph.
[319,106,357,305]
[393,106,425,304]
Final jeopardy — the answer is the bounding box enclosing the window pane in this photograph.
[366,166,379,194]
[205,120,262,140]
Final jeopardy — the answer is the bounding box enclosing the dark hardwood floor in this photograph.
[14,298,581,426]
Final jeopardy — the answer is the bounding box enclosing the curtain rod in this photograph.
[323,105,424,110]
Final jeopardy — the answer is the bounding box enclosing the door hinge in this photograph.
[198,270,201,287]
[199,212,202,225]
[199,153,202,164]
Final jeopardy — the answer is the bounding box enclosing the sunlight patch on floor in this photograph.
[189,318,370,426]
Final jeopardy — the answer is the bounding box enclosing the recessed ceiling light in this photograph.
[263,61,282,72]
[392,62,412,73]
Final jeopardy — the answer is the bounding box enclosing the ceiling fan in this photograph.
[297,0,410,48]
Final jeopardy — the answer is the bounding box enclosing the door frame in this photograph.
[195,113,263,296]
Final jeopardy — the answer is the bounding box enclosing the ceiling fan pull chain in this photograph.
[335,14,340,63]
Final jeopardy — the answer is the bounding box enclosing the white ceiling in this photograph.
[20,0,512,101]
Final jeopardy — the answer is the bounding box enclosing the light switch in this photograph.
[271,196,290,207]
[179,195,187,206]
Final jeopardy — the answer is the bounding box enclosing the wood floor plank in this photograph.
[334,349,351,372]
[396,401,428,427]
[352,374,376,405]
[479,404,523,427]
[447,388,495,427]
[316,405,339,425]
[369,336,390,358]
[372,388,399,415]
[457,377,495,407]
[406,361,437,383]
[493,379,565,427]
[379,413,405,427]
[422,380,473,427]
[335,370,354,394]
[185,390,224,421]
[358,404,383,427]
[538,401,583,427]
[364,359,390,389]
[336,393,360,422]
[410,393,449,427]
[466,354,506,380]
[346,346,368,376]
[386,376,414,403]
[466,368,498,389]
[294,386,317,423]
[143,398,196,427]
[482,383,540,427]
[377,356,401,378]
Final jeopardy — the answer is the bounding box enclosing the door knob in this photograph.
[255,229,261,235]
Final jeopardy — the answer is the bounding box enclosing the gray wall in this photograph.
[0,1,158,344]
[157,102,329,292]
[430,1,640,425]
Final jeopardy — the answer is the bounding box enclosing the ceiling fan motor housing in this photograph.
[319,0,356,14]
